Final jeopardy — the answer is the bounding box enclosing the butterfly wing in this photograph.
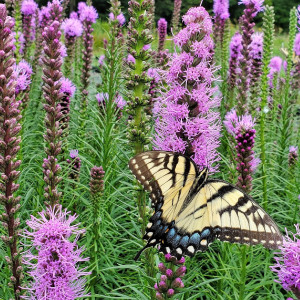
[205,180,283,249]
[129,152,283,259]
[129,151,198,206]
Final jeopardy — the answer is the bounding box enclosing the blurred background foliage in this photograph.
[34,0,299,31]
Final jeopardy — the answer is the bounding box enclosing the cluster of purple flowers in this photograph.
[22,205,90,299]
[224,110,259,191]
[155,254,186,299]
[154,7,221,173]
[271,225,300,298]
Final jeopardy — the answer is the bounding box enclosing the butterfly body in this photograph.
[129,151,283,260]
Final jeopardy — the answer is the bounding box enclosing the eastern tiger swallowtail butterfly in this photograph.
[129,151,283,260]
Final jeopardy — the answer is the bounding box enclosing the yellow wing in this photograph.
[129,151,198,206]
[129,152,283,259]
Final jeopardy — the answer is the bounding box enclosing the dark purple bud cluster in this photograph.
[41,20,64,206]
[155,254,186,299]
[235,128,256,192]
[0,4,23,298]
[89,166,105,195]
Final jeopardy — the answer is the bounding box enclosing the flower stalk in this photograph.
[0,5,23,299]
[41,19,64,206]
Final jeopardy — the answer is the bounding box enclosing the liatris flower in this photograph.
[228,32,242,92]
[154,7,221,173]
[294,33,300,56]
[62,18,83,77]
[249,32,263,85]
[96,92,126,119]
[292,33,300,90]
[59,77,75,132]
[268,56,282,88]
[14,60,32,95]
[157,18,167,52]
[98,54,105,67]
[41,20,64,206]
[271,225,300,299]
[89,166,105,196]
[288,146,298,167]
[14,59,33,110]
[213,0,230,45]
[109,11,126,26]
[155,254,186,300]
[21,0,37,57]
[47,0,63,24]
[0,4,23,297]
[22,205,90,299]
[79,5,98,124]
[224,110,257,192]
[70,11,78,19]
[171,0,182,34]
[237,0,264,115]
[67,150,81,180]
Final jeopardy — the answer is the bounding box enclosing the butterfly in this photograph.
[129,151,283,260]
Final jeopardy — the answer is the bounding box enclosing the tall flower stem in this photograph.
[41,20,64,207]
[171,0,182,34]
[89,166,104,298]
[79,5,97,140]
[126,0,153,226]
[0,5,23,299]
[278,8,297,168]
[126,0,154,294]
[259,5,275,211]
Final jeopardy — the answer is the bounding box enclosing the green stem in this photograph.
[239,245,248,300]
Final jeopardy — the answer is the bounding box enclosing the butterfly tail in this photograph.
[134,242,155,261]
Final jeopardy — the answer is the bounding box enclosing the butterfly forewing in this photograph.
[129,151,197,206]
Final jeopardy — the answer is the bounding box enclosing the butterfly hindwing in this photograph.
[129,151,283,260]
[204,180,282,249]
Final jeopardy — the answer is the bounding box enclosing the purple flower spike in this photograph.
[0,4,23,296]
[213,0,230,20]
[154,6,221,173]
[62,18,83,37]
[21,0,38,57]
[157,18,167,52]
[70,149,79,158]
[67,151,81,181]
[21,0,38,16]
[288,146,298,167]
[237,0,264,114]
[224,110,257,192]
[42,20,64,206]
[80,5,98,23]
[271,225,300,299]
[249,32,263,89]
[80,5,98,121]
[89,166,105,195]
[294,33,300,56]
[228,32,242,91]
[22,205,90,299]
[155,254,186,298]
[213,0,229,45]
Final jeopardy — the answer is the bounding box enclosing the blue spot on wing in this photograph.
[190,232,201,245]
[171,234,181,247]
[201,228,211,239]
[166,228,176,242]
[180,235,189,248]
